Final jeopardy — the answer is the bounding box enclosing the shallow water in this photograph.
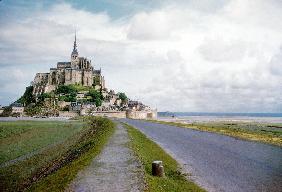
[122,119,282,192]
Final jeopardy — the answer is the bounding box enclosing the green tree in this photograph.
[66,92,77,102]
[56,85,77,94]
[17,86,36,106]
[25,105,42,116]
[118,92,128,102]
[88,89,103,107]
[37,93,51,103]
[0,106,12,117]
[56,85,77,102]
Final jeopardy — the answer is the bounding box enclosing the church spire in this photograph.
[71,30,78,57]
[74,30,77,51]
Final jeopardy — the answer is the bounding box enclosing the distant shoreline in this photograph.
[158,112,282,117]
[158,112,282,124]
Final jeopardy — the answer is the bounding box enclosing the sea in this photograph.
[158,112,282,123]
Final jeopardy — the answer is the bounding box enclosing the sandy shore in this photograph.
[158,116,282,124]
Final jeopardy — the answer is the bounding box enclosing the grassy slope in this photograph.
[124,123,205,192]
[148,120,282,147]
[29,117,115,192]
[0,121,84,163]
[0,117,115,192]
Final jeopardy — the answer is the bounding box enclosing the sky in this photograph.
[0,0,281,112]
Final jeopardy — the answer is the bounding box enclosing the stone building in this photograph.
[32,33,105,96]
[27,32,157,119]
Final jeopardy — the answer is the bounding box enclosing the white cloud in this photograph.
[0,0,282,112]
[127,11,171,40]
[270,47,282,76]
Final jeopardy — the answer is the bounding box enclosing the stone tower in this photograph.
[71,31,79,69]
[32,31,101,95]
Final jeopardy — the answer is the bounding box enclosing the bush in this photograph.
[118,92,128,102]
[56,85,77,95]
[86,116,115,131]
[25,105,42,116]
[17,86,36,106]
[11,112,21,117]
[37,93,51,103]
[56,85,77,102]
[0,106,12,117]
[88,89,103,107]
[62,106,69,111]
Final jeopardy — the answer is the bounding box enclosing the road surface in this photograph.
[121,119,282,192]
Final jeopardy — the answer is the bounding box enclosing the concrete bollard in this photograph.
[152,160,165,177]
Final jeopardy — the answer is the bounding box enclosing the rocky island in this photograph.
[3,33,157,119]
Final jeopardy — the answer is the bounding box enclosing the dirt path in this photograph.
[66,122,145,192]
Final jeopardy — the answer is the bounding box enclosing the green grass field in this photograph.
[0,117,115,192]
[148,120,282,147]
[124,123,205,192]
[0,120,85,164]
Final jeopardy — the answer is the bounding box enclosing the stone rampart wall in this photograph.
[126,109,157,119]
[90,111,126,118]
[59,111,79,117]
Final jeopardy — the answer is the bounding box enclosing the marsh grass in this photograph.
[124,123,205,192]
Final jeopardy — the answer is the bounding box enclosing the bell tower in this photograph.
[71,31,79,68]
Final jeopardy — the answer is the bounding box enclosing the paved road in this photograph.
[121,119,282,192]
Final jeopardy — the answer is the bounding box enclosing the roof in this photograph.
[57,62,71,65]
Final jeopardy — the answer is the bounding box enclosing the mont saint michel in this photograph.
[32,33,104,95]
[10,33,157,119]
[1,1,281,192]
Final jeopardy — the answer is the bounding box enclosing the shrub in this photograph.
[88,89,103,107]
[17,86,36,106]
[37,93,51,103]
[0,106,12,117]
[118,92,128,103]
[56,85,77,95]
[25,105,42,116]
[87,116,115,130]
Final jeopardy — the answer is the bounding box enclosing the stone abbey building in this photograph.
[27,33,157,119]
[32,33,105,96]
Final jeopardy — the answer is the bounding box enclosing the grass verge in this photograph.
[0,117,115,192]
[148,120,282,147]
[124,123,205,192]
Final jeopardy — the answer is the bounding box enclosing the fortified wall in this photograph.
[126,109,157,119]
[80,109,157,119]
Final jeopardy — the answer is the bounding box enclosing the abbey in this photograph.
[12,33,157,119]
[32,33,105,96]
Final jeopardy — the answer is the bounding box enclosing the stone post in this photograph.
[152,160,165,177]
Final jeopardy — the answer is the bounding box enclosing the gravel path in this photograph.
[67,122,145,192]
[122,119,282,192]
